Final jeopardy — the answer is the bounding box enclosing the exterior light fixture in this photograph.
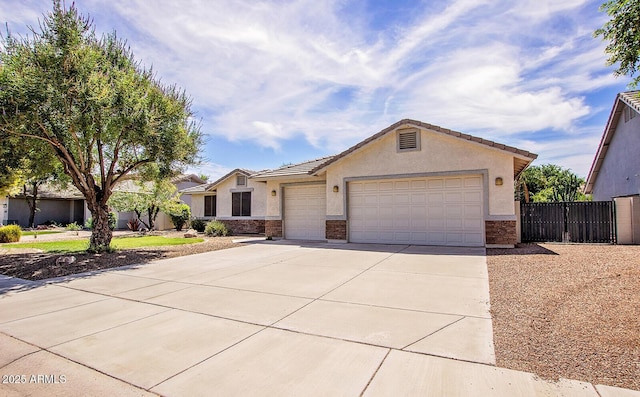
[495,177,503,186]
[333,185,339,192]
[271,190,277,196]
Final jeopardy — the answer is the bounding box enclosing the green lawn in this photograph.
[21,230,64,236]
[1,236,204,253]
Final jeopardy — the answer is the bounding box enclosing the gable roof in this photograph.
[180,168,259,194]
[310,119,537,177]
[171,174,206,184]
[251,156,334,180]
[585,91,640,194]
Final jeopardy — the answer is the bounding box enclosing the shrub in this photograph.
[204,220,230,237]
[127,218,141,231]
[85,212,117,231]
[190,219,206,233]
[167,203,191,231]
[66,222,82,231]
[0,225,22,243]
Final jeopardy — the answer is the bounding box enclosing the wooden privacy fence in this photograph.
[521,201,616,243]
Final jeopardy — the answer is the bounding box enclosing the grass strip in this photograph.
[2,236,204,253]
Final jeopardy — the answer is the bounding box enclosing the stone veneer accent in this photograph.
[485,220,517,246]
[218,219,265,235]
[326,220,347,240]
[265,219,283,238]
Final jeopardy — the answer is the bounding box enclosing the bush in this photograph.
[127,218,141,231]
[85,212,117,230]
[66,222,82,231]
[204,221,230,237]
[167,203,191,231]
[190,219,206,233]
[0,225,22,243]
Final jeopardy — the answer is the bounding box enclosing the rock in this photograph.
[56,256,76,265]
[184,229,198,238]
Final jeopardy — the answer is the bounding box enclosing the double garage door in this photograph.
[349,175,484,246]
[283,175,484,246]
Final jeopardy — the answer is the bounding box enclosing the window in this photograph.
[397,129,420,151]
[236,174,247,186]
[204,195,216,217]
[232,192,251,216]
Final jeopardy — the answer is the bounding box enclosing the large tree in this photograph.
[0,2,201,251]
[595,0,640,86]
[516,164,588,203]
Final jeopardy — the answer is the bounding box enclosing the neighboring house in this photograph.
[585,91,640,244]
[181,169,267,234]
[251,119,537,247]
[3,174,204,229]
[112,174,205,230]
[4,184,85,227]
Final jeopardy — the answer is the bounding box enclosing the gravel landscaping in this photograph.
[487,243,640,391]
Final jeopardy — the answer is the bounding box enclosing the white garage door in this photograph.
[284,184,326,240]
[349,175,484,246]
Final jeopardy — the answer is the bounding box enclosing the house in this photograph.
[585,91,640,244]
[112,174,206,230]
[181,169,267,234]
[2,174,204,229]
[2,184,85,227]
[248,119,537,247]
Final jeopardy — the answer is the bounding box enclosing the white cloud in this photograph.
[186,161,232,182]
[1,0,627,173]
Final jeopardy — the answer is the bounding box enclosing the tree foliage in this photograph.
[0,2,201,251]
[108,179,178,230]
[595,0,640,86]
[516,164,588,203]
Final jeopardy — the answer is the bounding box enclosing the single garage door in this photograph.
[349,175,484,246]
[284,184,326,240]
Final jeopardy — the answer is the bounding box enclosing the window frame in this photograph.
[204,195,216,217]
[232,191,251,217]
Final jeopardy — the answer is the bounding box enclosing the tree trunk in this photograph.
[24,182,38,228]
[88,204,113,253]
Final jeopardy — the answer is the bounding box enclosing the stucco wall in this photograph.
[1,196,8,225]
[186,173,267,220]
[324,127,516,217]
[189,194,207,218]
[592,105,640,201]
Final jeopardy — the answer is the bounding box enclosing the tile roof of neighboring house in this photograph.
[180,168,261,194]
[13,174,202,199]
[13,183,84,200]
[250,156,335,179]
[311,119,537,177]
[585,91,640,194]
[171,174,206,184]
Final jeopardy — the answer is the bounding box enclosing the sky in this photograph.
[1,0,632,179]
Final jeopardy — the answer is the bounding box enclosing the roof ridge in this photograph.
[309,119,536,175]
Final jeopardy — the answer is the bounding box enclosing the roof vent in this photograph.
[398,129,420,151]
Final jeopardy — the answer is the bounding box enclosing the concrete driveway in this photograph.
[0,242,626,396]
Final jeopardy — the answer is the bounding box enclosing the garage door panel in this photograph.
[428,179,444,189]
[445,178,463,188]
[465,176,482,187]
[349,176,484,246]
